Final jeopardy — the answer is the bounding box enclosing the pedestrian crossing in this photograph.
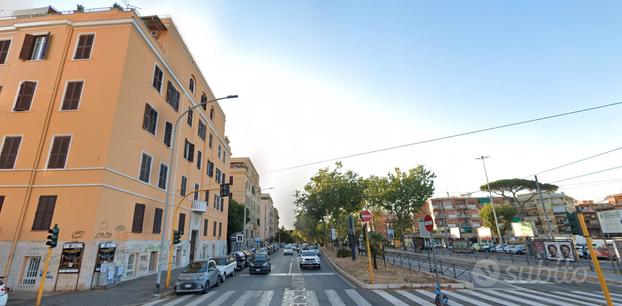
[141,288,622,306]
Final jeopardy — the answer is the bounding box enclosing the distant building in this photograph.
[260,193,277,242]
[230,157,261,247]
[428,197,494,240]
[605,193,622,205]
[518,193,576,237]
[576,200,622,238]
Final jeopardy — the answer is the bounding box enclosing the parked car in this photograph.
[0,277,7,306]
[249,252,271,274]
[283,247,294,255]
[493,244,506,253]
[480,243,492,252]
[299,250,321,269]
[234,251,246,270]
[213,256,236,281]
[504,245,516,254]
[174,260,221,294]
[511,245,526,255]
[595,246,612,259]
[471,243,481,252]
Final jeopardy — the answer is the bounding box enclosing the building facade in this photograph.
[0,7,230,291]
[230,157,260,248]
[518,192,576,237]
[260,193,274,242]
[428,197,488,240]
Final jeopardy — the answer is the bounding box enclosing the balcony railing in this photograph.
[192,200,207,213]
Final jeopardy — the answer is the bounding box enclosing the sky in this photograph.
[5,1,622,228]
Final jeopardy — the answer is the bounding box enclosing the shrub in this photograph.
[336,248,351,258]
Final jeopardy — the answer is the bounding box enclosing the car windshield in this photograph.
[183,261,208,273]
[213,258,227,265]
[253,254,268,261]
[301,250,315,256]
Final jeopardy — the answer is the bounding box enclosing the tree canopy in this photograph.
[479,203,518,240]
[480,178,557,217]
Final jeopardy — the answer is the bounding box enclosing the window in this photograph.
[126,254,136,276]
[73,34,94,59]
[32,195,57,230]
[163,121,172,147]
[189,77,195,93]
[198,121,206,140]
[158,164,168,189]
[209,107,214,120]
[153,208,163,234]
[204,190,210,204]
[220,197,224,212]
[47,136,71,169]
[207,160,214,177]
[180,176,187,196]
[142,104,158,135]
[0,136,22,169]
[221,172,226,185]
[218,222,222,237]
[0,195,4,214]
[203,219,208,236]
[214,194,220,210]
[0,40,11,64]
[165,81,180,111]
[20,33,50,61]
[183,139,194,162]
[178,213,186,235]
[131,204,145,233]
[139,153,152,183]
[152,65,163,92]
[61,81,83,110]
[14,81,36,111]
[201,93,207,110]
[196,150,202,170]
[218,145,222,160]
[208,133,213,148]
[187,108,193,126]
[215,168,221,183]
[213,221,217,237]
[193,183,199,201]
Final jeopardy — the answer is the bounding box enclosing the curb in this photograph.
[321,247,471,290]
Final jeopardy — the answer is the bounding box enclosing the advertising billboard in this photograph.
[449,227,461,239]
[597,209,622,234]
[512,222,535,237]
[477,227,492,240]
[544,240,575,261]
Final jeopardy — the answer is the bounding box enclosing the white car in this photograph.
[213,256,236,282]
[0,278,8,306]
[299,250,321,269]
[283,248,294,255]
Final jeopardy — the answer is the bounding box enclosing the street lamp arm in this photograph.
[174,95,238,127]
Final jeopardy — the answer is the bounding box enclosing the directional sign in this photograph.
[360,210,372,222]
[423,215,434,232]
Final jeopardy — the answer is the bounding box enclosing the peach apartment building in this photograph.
[0,6,231,291]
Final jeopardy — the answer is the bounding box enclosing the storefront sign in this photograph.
[95,242,117,272]
[59,242,84,273]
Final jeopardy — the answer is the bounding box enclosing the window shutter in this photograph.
[32,196,57,230]
[42,33,51,59]
[15,81,36,111]
[178,213,186,234]
[19,34,35,60]
[132,204,145,233]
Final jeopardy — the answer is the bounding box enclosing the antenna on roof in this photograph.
[122,0,142,10]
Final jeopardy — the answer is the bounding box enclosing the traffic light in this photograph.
[46,224,59,248]
[220,183,230,197]
[567,212,582,235]
[173,230,181,245]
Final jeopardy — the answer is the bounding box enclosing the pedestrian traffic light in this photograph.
[567,211,582,235]
[173,230,181,245]
[220,183,230,197]
[46,224,59,248]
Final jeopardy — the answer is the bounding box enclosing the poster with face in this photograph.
[544,241,575,261]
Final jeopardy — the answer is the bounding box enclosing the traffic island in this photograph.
[322,247,471,290]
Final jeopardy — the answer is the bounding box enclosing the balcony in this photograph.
[191,200,207,213]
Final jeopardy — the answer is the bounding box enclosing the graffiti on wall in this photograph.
[72,231,85,240]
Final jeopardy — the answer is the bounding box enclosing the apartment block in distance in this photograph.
[0,6,231,291]
[260,193,279,242]
[230,157,261,248]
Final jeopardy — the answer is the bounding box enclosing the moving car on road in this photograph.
[283,247,294,255]
[249,252,272,274]
[213,255,236,282]
[174,260,220,294]
[299,250,321,269]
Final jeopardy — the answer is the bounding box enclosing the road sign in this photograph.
[360,210,372,222]
[423,215,434,232]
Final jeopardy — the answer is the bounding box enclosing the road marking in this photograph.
[510,290,568,306]
[288,257,293,276]
[461,289,520,306]
[185,291,217,306]
[325,289,345,306]
[503,279,550,284]
[554,291,614,304]
[307,290,320,306]
[344,289,372,306]
[240,272,334,277]
[396,290,434,306]
[572,291,622,303]
[445,290,493,306]
[231,290,257,306]
[416,290,464,306]
[161,294,193,306]
[373,290,408,306]
[484,289,545,306]
[142,297,170,306]
[258,290,274,306]
[207,290,235,306]
[528,290,594,306]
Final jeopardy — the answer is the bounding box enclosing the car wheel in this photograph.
[221,273,226,283]
[202,281,209,294]
[231,269,235,277]
[216,276,221,286]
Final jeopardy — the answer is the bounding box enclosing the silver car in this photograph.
[175,260,221,294]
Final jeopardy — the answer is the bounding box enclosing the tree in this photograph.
[368,231,386,269]
[480,178,558,218]
[227,199,249,235]
[383,166,436,244]
[480,204,518,240]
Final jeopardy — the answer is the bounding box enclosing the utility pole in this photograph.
[477,156,504,244]
[534,175,553,240]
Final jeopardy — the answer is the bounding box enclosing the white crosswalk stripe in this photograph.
[161,294,194,306]
[460,289,521,306]
[529,290,594,306]
[207,290,235,306]
[416,290,464,306]
[573,291,622,303]
[257,290,274,306]
[325,289,345,306]
[554,291,615,304]
[445,290,494,306]
[373,290,408,306]
[141,297,171,306]
[344,289,372,306]
[509,290,568,306]
[484,289,546,306]
[231,290,258,306]
[307,290,320,306]
[185,292,217,306]
[396,290,434,306]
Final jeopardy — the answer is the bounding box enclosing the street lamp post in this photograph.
[476,156,504,245]
[155,95,237,292]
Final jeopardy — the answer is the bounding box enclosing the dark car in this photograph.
[174,260,220,294]
[249,252,271,274]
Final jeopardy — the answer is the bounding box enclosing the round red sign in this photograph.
[360,210,372,222]
[423,215,434,232]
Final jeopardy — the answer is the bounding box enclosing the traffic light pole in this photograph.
[578,211,613,306]
[35,247,53,306]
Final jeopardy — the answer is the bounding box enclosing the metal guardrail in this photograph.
[383,249,474,283]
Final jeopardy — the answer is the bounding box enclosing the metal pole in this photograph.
[430,236,442,303]
[35,247,53,306]
[534,175,553,240]
[578,212,613,306]
[478,156,504,244]
[364,223,375,284]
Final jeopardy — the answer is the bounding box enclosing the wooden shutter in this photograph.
[153,208,163,233]
[32,196,57,230]
[42,33,51,59]
[0,195,5,213]
[203,219,208,236]
[75,34,94,59]
[178,213,186,234]
[19,34,35,60]
[0,136,22,169]
[213,221,217,236]
[131,204,145,233]
[0,40,10,64]
[62,81,83,110]
[47,136,71,169]
[14,81,36,111]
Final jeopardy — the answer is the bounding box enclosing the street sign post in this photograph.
[360,210,372,222]
[360,210,374,284]
[422,215,444,305]
[423,215,434,232]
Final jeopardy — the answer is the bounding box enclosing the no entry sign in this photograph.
[423,215,434,232]
[360,210,372,222]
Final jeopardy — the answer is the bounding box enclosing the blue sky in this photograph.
[8,1,622,227]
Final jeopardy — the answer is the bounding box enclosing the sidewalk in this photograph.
[386,247,622,285]
[7,270,181,306]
